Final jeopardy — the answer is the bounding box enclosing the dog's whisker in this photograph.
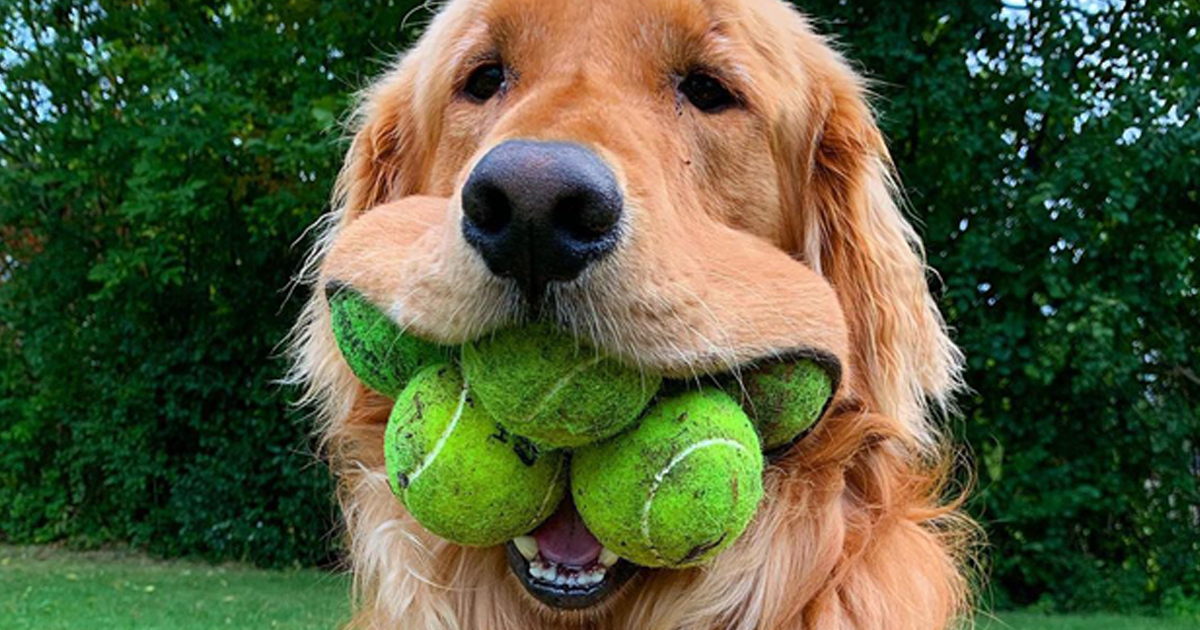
[667,282,744,372]
[574,274,612,361]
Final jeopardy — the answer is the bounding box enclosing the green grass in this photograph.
[978,612,1198,630]
[3,545,1195,630]
[1,545,350,629]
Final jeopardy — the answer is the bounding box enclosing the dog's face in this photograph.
[298,0,965,626]
[323,0,858,375]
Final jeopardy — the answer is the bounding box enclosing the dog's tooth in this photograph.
[512,536,538,561]
[565,573,579,587]
[529,562,544,579]
[544,564,558,582]
[599,547,619,567]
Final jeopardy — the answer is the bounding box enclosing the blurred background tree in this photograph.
[1,0,1197,612]
[0,0,427,567]
[798,0,1200,612]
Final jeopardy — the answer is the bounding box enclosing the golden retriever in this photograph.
[290,0,973,627]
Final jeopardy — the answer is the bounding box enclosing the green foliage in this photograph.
[0,0,425,566]
[1,0,1197,612]
[794,0,1200,612]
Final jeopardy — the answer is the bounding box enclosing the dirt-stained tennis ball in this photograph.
[738,358,834,451]
[571,389,764,568]
[384,364,566,546]
[327,284,449,398]
[461,324,661,448]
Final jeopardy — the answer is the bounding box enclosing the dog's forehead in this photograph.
[479,0,717,32]
[453,0,768,66]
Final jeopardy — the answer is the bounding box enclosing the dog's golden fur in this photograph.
[289,0,974,627]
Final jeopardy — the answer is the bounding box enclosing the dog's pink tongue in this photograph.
[532,497,602,566]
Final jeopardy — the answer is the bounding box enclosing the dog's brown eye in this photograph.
[679,72,738,113]
[463,63,506,102]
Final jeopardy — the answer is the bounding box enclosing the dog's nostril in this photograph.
[466,184,513,235]
[552,193,620,242]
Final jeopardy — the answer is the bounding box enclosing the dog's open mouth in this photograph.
[505,495,639,610]
[322,263,841,612]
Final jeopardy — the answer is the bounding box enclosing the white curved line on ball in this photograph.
[407,383,469,488]
[640,438,749,564]
[528,456,565,530]
[517,354,604,427]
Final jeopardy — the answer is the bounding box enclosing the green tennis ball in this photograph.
[384,364,566,546]
[461,324,661,448]
[738,359,834,451]
[327,284,449,398]
[571,389,764,568]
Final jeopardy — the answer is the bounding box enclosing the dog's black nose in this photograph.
[461,140,622,300]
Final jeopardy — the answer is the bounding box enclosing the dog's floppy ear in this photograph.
[286,48,434,427]
[787,51,962,446]
[336,56,429,223]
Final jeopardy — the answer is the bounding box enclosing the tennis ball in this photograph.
[571,389,764,568]
[737,358,834,451]
[461,324,661,448]
[384,364,566,546]
[327,284,449,398]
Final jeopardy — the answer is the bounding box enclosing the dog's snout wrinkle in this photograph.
[461,140,622,302]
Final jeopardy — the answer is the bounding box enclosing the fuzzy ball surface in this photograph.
[738,359,833,451]
[384,364,566,547]
[461,324,661,448]
[571,389,764,568]
[328,286,448,398]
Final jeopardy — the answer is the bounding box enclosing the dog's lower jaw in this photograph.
[505,541,641,612]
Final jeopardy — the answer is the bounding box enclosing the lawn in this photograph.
[1,545,350,629]
[979,612,1197,630]
[2,545,1193,630]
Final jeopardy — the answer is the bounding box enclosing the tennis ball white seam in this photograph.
[640,438,750,564]
[526,456,565,531]
[516,354,605,428]
[405,382,469,490]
